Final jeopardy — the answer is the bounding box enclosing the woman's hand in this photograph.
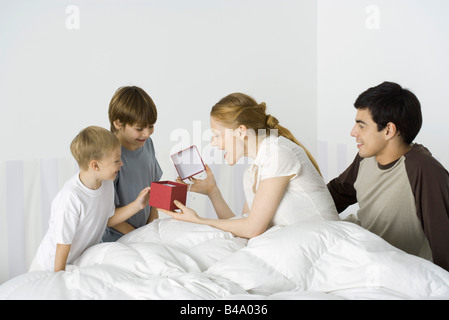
[158,200,202,224]
[176,164,217,196]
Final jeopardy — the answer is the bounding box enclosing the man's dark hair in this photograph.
[354,81,422,145]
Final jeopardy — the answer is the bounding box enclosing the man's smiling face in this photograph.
[350,108,388,160]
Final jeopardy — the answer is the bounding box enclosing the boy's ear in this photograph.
[113,120,123,131]
[89,160,100,171]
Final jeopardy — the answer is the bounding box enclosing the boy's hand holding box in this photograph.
[149,181,187,211]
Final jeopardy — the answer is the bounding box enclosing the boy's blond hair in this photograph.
[108,86,157,134]
[70,126,121,171]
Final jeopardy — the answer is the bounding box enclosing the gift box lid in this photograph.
[171,145,205,180]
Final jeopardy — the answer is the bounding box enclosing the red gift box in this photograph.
[149,181,188,211]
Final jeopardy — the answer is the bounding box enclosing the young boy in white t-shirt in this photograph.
[30,126,151,272]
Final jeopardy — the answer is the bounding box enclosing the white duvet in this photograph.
[1,218,449,300]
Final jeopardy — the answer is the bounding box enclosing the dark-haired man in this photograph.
[327,81,449,271]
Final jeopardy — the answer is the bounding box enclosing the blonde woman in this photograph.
[159,93,339,238]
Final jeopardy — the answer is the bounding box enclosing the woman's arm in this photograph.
[242,201,250,215]
[207,185,235,219]
[177,165,235,219]
[160,175,292,238]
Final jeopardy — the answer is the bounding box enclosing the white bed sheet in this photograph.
[1,218,448,300]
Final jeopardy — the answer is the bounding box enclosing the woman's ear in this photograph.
[236,125,248,141]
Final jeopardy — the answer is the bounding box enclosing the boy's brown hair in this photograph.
[108,86,158,133]
[70,126,121,171]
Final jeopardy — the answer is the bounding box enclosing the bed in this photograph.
[1,218,448,300]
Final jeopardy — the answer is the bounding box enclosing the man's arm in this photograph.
[406,154,449,271]
[327,154,362,213]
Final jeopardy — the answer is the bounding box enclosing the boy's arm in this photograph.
[111,222,135,234]
[108,187,150,228]
[54,244,71,272]
[147,206,158,224]
[327,154,362,213]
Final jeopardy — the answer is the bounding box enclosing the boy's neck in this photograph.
[116,134,140,152]
[79,171,102,190]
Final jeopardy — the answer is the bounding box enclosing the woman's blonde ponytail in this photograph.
[266,114,280,129]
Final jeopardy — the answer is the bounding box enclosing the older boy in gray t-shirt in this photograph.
[103,138,162,242]
[102,86,163,242]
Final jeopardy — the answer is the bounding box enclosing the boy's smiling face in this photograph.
[113,120,154,151]
[98,147,123,180]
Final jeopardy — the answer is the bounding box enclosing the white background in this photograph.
[0,0,448,282]
[0,0,318,165]
[1,0,447,175]
[317,0,449,181]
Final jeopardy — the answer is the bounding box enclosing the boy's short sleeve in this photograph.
[54,210,79,245]
[108,196,115,219]
[257,142,301,181]
[148,138,163,182]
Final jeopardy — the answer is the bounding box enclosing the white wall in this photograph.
[0,0,317,163]
[317,0,449,183]
[1,0,448,284]
[0,0,318,282]
[0,0,318,216]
